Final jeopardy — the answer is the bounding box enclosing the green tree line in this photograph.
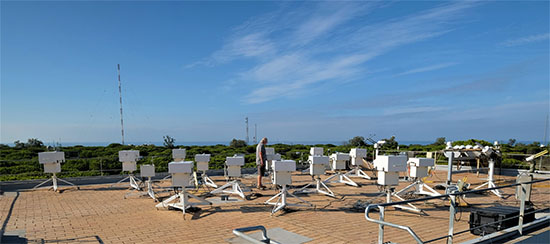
[0,137,546,181]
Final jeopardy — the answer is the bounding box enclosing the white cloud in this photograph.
[395,62,458,76]
[501,33,550,47]
[190,1,478,104]
[213,32,276,62]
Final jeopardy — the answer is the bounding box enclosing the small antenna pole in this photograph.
[117,64,125,145]
[254,123,257,144]
[245,117,249,144]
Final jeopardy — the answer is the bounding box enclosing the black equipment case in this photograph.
[469,205,535,235]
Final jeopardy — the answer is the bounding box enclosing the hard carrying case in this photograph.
[469,205,535,235]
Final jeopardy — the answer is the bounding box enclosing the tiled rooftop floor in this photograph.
[1,170,549,243]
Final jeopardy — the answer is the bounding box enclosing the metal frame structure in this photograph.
[155,187,211,217]
[210,156,248,199]
[124,176,165,201]
[324,172,358,187]
[473,158,503,198]
[394,158,441,198]
[265,185,313,215]
[34,152,78,192]
[323,154,362,187]
[111,173,141,191]
[32,173,78,192]
[345,165,372,180]
[364,178,550,244]
[210,178,247,199]
[394,178,441,197]
[294,176,335,197]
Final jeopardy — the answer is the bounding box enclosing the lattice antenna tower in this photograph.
[117,64,125,145]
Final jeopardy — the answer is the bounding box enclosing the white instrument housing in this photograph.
[140,164,155,177]
[169,161,193,187]
[119,150,139,162]
[374,155,407,186]
[172,149,186,161]
[272,160,296,186]
[310,147,324,156]
[330,153,350,170]
[195,153,211,172]
[226,156,244,177]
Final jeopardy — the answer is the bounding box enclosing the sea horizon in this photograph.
[1,140,543,147]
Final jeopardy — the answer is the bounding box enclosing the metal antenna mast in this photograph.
[117,64,125,145]
[254,123,257,144]
[245,117,249,144]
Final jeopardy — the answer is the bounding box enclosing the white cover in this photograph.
[227,165,241,177]
[172,173,191,187]
[38,151,65,164]
[194,153,210,162]
[172,149,186,160]
[265,147,275,155]
[309,155,329,165]
[310,164,326,175]
[43,163,61,173]
[168,161,193,173]
[197,162,209,171]
[408,158,434,167]
[226,156,245,166]
[409,166,428,178]
[310,147,324,155]
[272,160,296,172]
[374,155,407,172]
[350,148,367,158]
[122,162,137,172]
[377,171,399,186]
[274,171,292,186]
[140,164,155,177]
[330,153,350,161]
[119,150,139,162]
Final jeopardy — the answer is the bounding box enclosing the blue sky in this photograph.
[1,0,549,145]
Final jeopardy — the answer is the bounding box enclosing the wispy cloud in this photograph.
[500,33,550,47]
[189,1,478,103]
[395,62,458,76]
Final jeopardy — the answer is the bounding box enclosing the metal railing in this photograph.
[232,226,281,244]
[364,178,550,244]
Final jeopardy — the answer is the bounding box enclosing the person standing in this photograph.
[256,137,268,189]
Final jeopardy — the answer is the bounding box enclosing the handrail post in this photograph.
[446,151,454,185]
[518,180,527,235]
[447,194,456,244]
[379,206,385,244]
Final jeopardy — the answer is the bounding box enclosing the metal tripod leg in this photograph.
[111,174,142,190]
[265,185,313,215]
[345,166,372,180]
[418,183,441,197]
[32,174,78,192]
[294,177,335,197]
[391,193,421,213]
[395,179,441,198]
[156,188,211,218]
[32,178,53,190]
[474,181,503,198]
[324,172,359,187]
[125,177,159,201]
[202,173,218,188]
[210,180,246,199]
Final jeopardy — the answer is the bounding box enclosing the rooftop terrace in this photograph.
[1,170,549,243]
